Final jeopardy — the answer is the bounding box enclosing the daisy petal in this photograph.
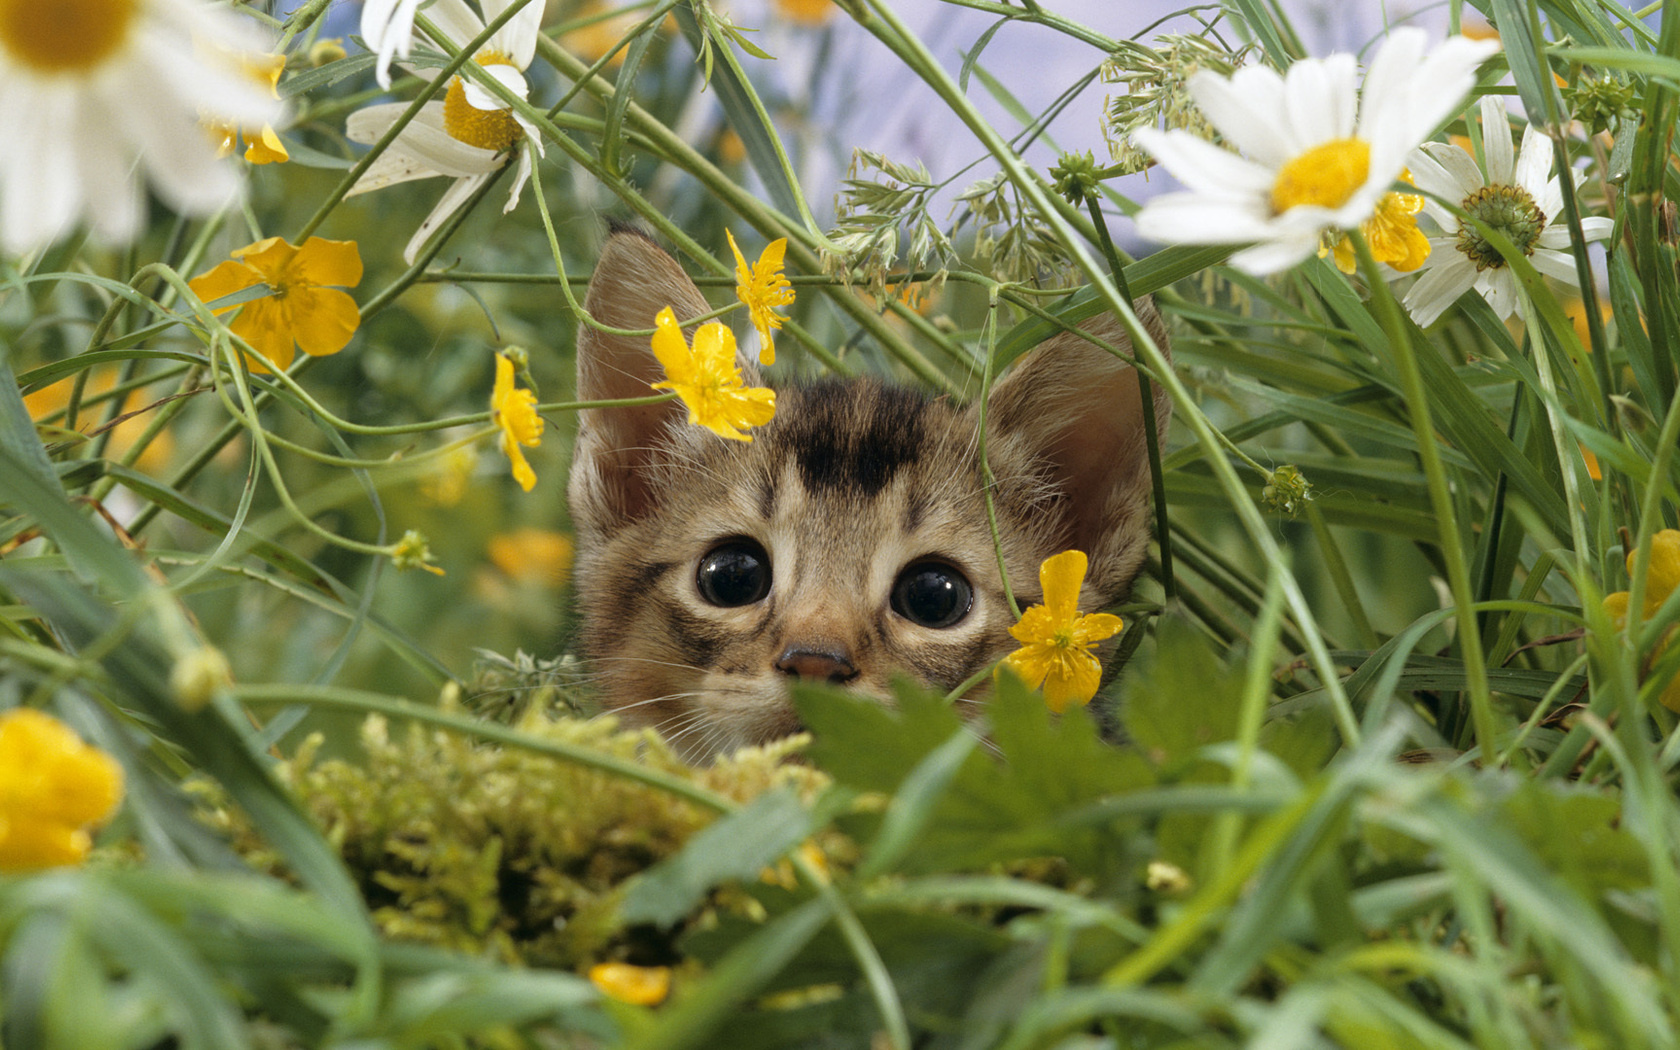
[1530,248,1586,285]
[1403,250,1477,326]
[404,172,492,264]
[1131,129,1274,198]
[1133,194,1273,244]
[1482,94,1515,187]
[1190,66,1292,166]
[1514,124,1552,199]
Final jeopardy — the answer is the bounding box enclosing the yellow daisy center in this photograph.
[0,0,138,73]
[443,54,524,153]
[1271,137,1371,214]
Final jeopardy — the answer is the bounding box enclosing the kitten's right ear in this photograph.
[570,228,712,531]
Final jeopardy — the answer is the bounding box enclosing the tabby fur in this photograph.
[568,228,1171,761]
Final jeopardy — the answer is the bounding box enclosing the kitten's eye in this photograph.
[891,561,973,629]
[696,539,772,607]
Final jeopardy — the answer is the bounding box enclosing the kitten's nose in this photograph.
[775,646,859,684]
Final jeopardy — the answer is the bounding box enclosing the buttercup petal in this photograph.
[1038,549,1088,620]
[189,259,264,312]
[292,238,364,288]
[289,288,362,357]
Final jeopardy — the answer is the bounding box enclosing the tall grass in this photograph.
[3,0,1679,1046]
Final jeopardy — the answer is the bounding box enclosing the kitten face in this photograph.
[569,228,1171,762]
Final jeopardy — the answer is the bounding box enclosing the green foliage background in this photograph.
[5,0,1680,1047]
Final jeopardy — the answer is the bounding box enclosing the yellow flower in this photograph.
[491,351,543,491]
[0,708,124,872]
[1323,170,1429,274]
[1000,550,1124,713]
[775,0,834,24]
[650,306,777,442]
[204,49,289,164]
[189,236,362,373]
[1603,529,1680,712]
[589,962,671,1006]
[487,528,573,587]
[728,229,795,364]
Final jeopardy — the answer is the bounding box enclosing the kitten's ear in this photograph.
[983,297,1173,602]
[571,228,754,531]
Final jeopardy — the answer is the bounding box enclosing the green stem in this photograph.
[1349,231,1496,762]
[1084,192,1174,600]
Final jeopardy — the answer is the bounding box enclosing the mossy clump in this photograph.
[206,708,829,969]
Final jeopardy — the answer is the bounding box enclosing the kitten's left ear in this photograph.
[981,297,1173,603]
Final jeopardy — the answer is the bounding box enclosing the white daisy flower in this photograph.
[1131,28,1499,275]
[1402,94,1615,327]
[345,0,545,265]
[0,0,280,255]
[362,0,423,89]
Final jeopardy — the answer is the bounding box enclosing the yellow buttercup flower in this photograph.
[490,352,543,492]
[487,528,573,586]
[1000,550,1124,713]
[189,236,362,373]
[1323,170,1429,275]
[728,229,795,364]
[650,306,776,442]
[775,0,834,24]
[1603,529,1680,712]
[0,708,124,872]
[589,962,671,1006]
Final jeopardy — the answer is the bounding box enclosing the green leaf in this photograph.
[1498,778,1651,898]
[620,788,813,927]
[0,356,60,492]
[1121,615,1246,768]
[670,4,803,223]
[958,17,1013,94]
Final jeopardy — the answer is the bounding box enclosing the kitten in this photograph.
[568,228,1171,762]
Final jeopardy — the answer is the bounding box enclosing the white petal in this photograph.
[1404,250,1478,326]
[103,70,242,216]
[1478,267,1519,318]
[1535,177,1565,226]
[1132,129,1275,198]
[404,173,491,264]
[1,83,83,253]
[365,104,502,178]
[133,23,278,127]
[346,151,448,196]
[1285,53,1356,146]
[1514,124,1554,199]
[1229,230,1322,275]
[1538,216,1619,248]
[1418,141,1484,198]
[1133,194,1274,244]
[363,0,419,88]
[1357,27,1428,142]
[1402,36,1501,143]
[463,63,527,110]
[1530,248,1586,285]
[346,102,414,145]
[502,143,534,213]
[1190,68,1293,167]
[1482,94,1514,187]
[70,94,144,243]
[425,0,487,50]
[484,0,545,69]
